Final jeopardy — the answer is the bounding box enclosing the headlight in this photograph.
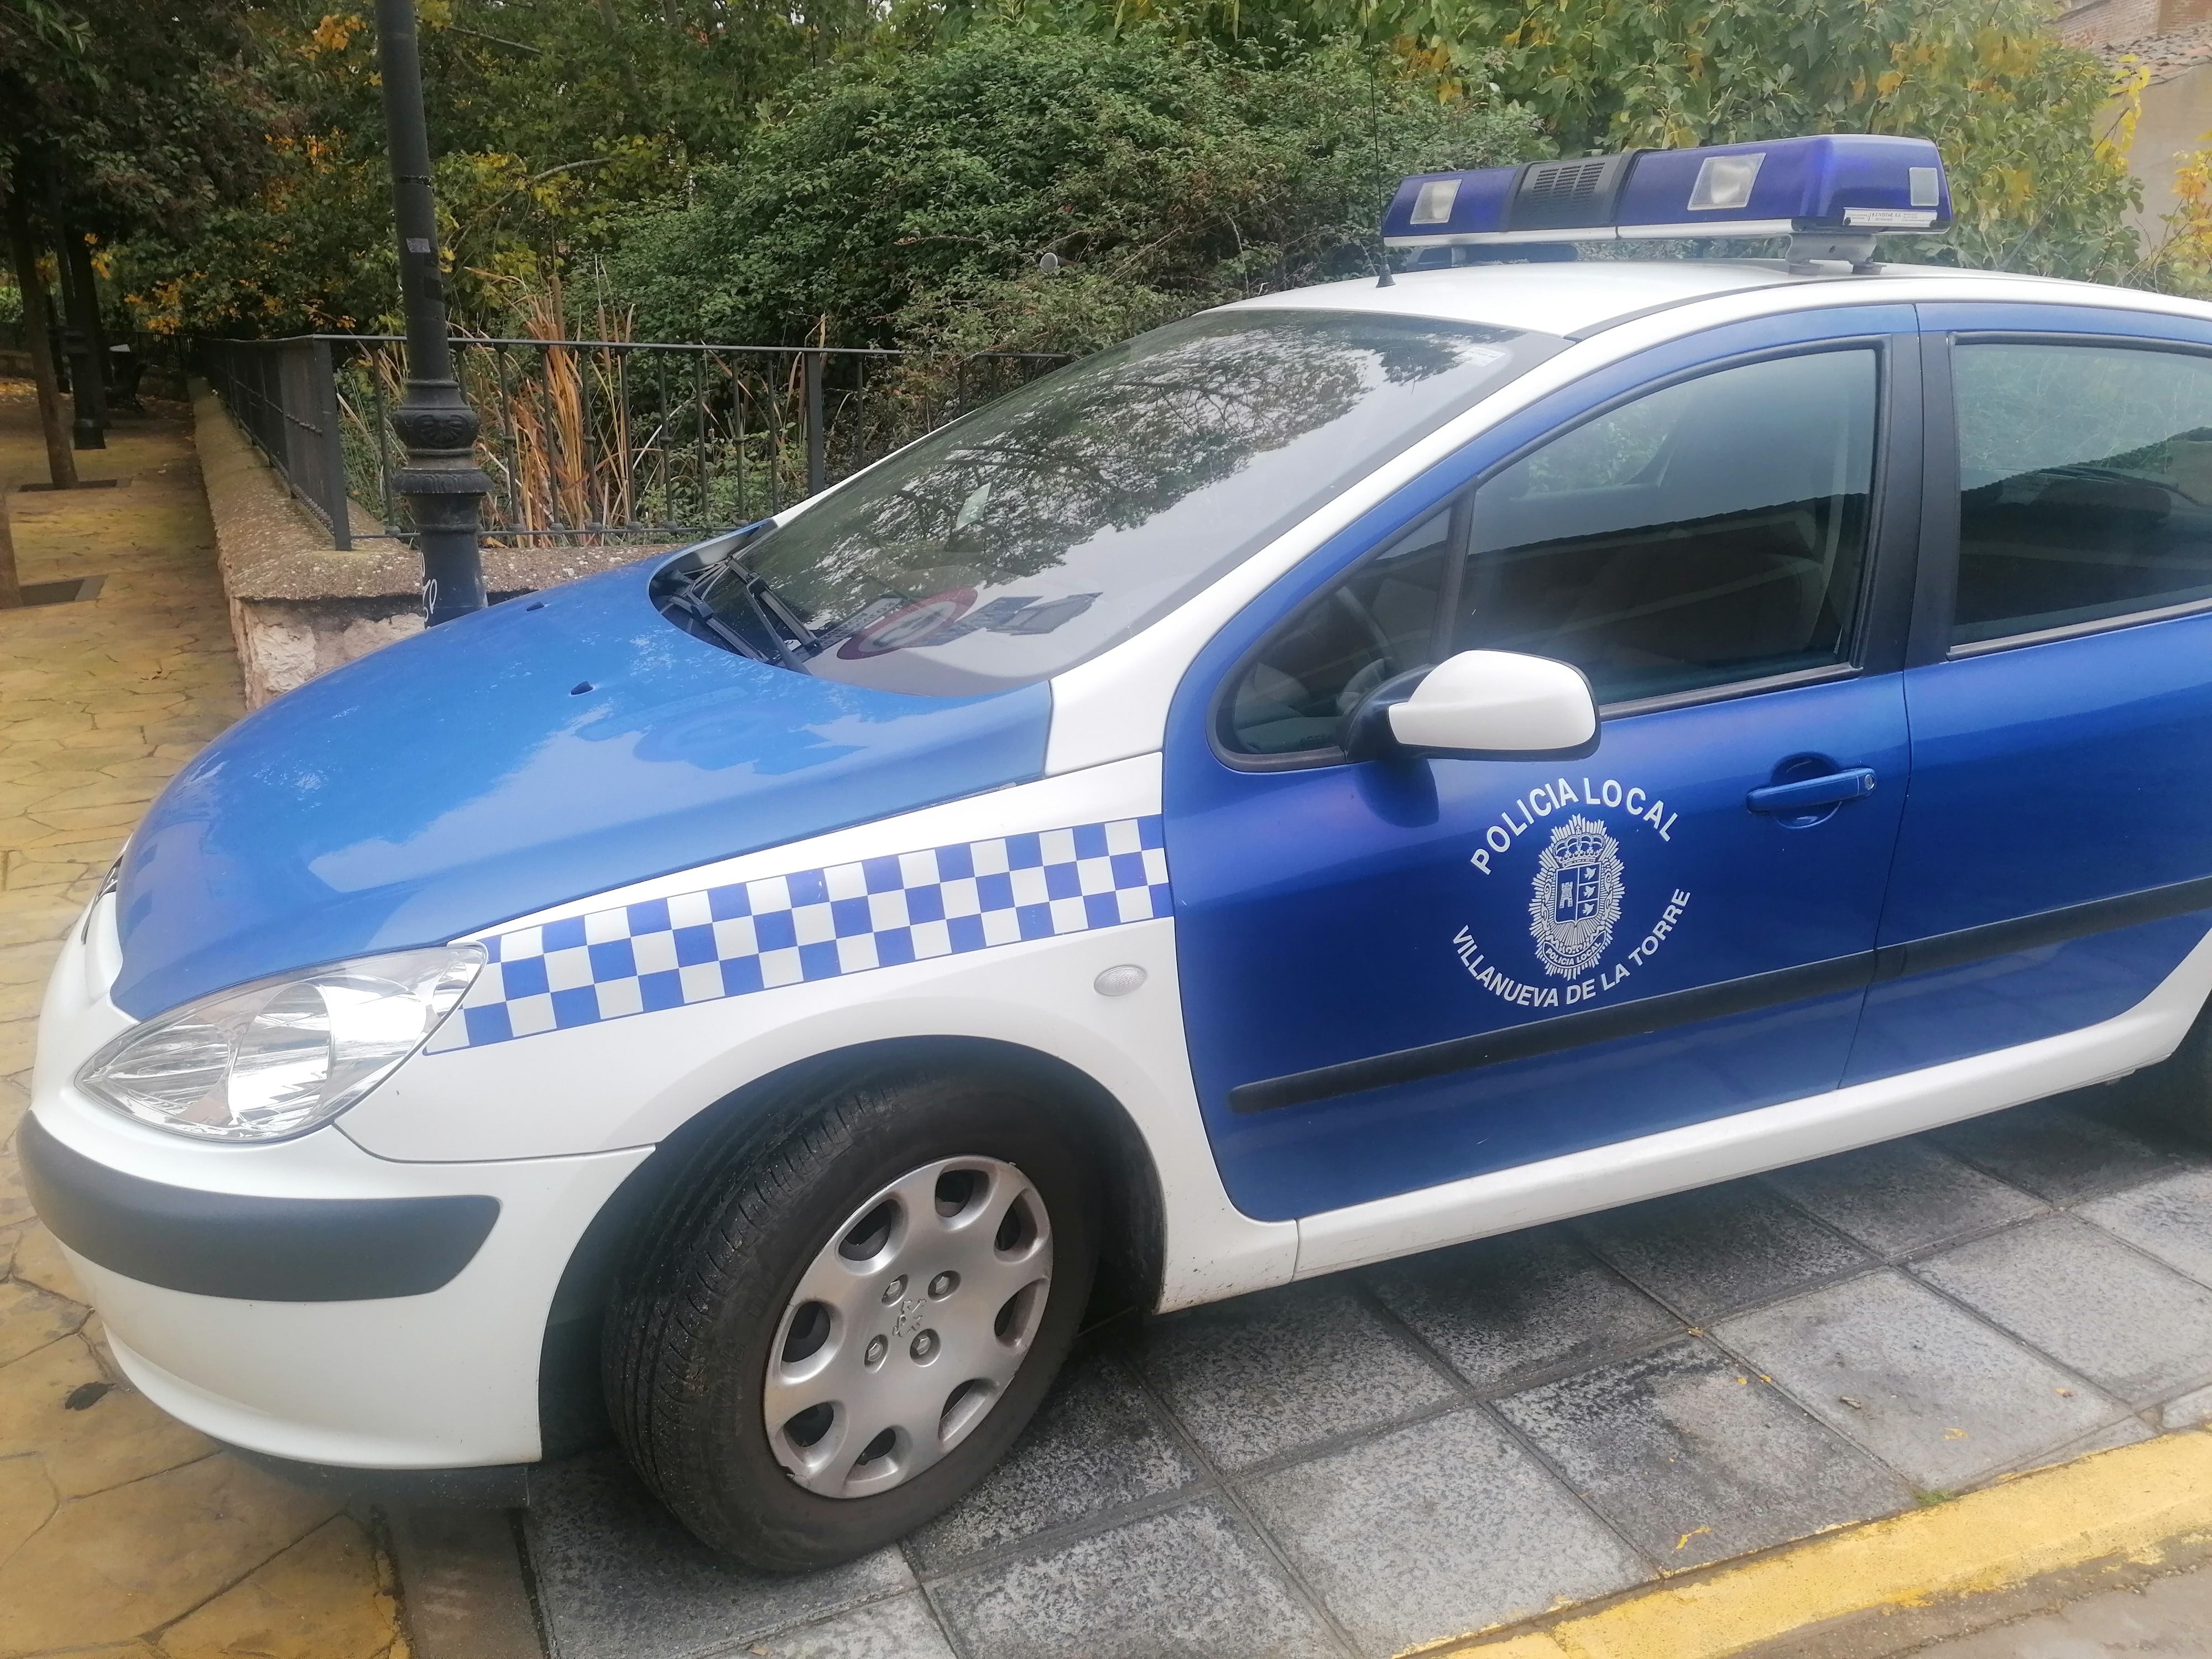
[76,945,484,1142]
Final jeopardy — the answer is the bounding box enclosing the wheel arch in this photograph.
[535,1035,1165,1458]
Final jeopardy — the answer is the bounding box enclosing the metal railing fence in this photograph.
[198,335,1074,551]
[201,337,353,542]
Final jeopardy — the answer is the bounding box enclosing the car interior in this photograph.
[1224,352,1877,755]
[1953,457,2212,644]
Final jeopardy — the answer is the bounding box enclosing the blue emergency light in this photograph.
[1382,134,1950,255]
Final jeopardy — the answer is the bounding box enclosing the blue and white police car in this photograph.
[27,134,2212,1567]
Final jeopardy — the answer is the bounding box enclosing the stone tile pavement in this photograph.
[9,378,2212,1659]
[0,380,408,1657]
[527,1087,2212,1659]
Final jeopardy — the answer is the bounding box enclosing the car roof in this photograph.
[1217,258,2163,340]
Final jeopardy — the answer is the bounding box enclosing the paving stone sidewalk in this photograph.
[10,386,2212,1659]
[529,1086,2212,1659]
[0,381,406,1658]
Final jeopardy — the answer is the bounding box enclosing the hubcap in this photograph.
[763,1156,1052,1499]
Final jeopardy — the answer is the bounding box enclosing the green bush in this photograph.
[607,30,1544,351]
[1422,0,2142,281]
[108,0,2148,347]
[911,0,2146,284]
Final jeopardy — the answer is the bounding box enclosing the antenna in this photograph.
[1371,62,1395,286]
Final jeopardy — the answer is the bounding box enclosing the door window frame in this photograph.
[1908,316,2212,666]
[1209,331,1923,771]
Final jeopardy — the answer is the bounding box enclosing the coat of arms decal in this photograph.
[1528,814,1623,979]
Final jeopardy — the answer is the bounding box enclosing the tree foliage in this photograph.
[90,0,2161,348]
[121,0,878,335]
[0,0,270,243]
[1427,0,2141,279]
[606,30,1542,350]
[912,0,2145,280]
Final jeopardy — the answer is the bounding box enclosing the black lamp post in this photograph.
[374,0,488,624]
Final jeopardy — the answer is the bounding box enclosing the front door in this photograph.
[1166,324,1921,1223]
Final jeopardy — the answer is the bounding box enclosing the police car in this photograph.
[27,134,2212,1569]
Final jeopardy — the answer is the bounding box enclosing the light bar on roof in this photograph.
[1383,134,1951,248]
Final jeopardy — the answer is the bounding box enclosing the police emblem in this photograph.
[1528,814,1623,979]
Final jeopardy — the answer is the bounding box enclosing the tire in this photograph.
[603,1067,1100,1570]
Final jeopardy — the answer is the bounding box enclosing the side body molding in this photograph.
[19,1115,499,1301]
[1291,919,2212,1278]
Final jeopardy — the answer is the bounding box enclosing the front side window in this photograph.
[672,311,1558,696]
[1950,342,2212,647]
[1223,348,1882,757]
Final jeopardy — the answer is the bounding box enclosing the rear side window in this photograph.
[1221,347,1881,757]
[1950,342,2212,647]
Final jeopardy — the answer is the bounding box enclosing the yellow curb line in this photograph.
[1415,1426,2212,1658]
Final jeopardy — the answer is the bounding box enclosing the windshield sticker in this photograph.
[813,593,907,649]
[834,590,1102,658]
[956,592,1100,637]
[838,589,978,658]
[1450,776,1692,1013]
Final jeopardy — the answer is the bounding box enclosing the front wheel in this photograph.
[603,1071,1099,1569]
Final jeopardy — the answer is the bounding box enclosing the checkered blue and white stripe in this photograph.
[426,816,1170,1052]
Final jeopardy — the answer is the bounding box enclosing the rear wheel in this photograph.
[603,1070,1098,1569]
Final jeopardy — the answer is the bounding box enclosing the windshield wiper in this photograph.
[687,557,821,667]
[662,582,773,663]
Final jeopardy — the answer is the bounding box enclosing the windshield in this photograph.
[671,309,1560,695]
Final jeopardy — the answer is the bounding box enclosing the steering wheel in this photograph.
[1331,587,1400,714]
[1333,586,1397,669]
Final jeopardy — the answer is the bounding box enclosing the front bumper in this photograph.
[29,894,648,1469]
[19,1114,499,1301]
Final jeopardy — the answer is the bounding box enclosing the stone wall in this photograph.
[190,384,663,707]
[2057,0,2212,47]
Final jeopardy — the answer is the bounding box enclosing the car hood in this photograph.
[111,560,1050,1020]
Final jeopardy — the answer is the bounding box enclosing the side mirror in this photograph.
[1344,650,1598,760]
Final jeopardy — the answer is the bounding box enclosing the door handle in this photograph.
[1746,767,1876,815]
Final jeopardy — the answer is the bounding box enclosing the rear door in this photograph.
[1164,307,1924,1224]
[1850,306,2212,1082]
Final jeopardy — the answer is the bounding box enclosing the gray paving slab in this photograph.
[390,1507,542,1659]
[928,1495,1343,1659]
[1494,1337,1909,1570]
[1914,1213,2212,1406]
[1130,1275,1457,1471]
[1930,1100,2188,1204]
[904,1342,1199,1571]
[1576,1180,1874,1323]
[740,1593,956,1659]
[520,1102,2212,1659]
[2078,1168,2212,1287]
[2002,1413,2154,1480]
[1762,1139,2046,1258]
[526,1449,916,1659]
[1240,1403,1647,1657]
[1364,1224,1681,1392]
[2159,1380,2212,1431]
[1714,1270,2119,1491]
